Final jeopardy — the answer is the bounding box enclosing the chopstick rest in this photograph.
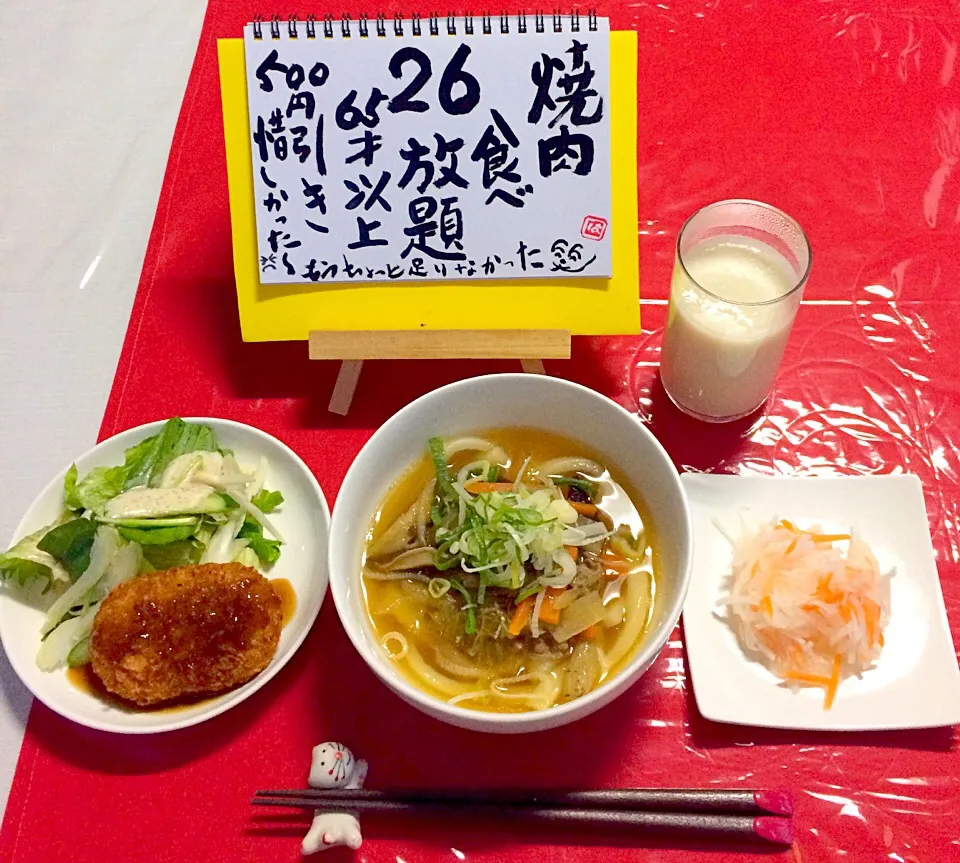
[300,742,368,855]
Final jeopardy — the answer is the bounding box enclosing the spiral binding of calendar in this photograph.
[251,10,599,40]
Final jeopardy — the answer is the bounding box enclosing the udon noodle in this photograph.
[362,428,660,713]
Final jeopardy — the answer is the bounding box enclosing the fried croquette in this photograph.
[89,562,282,706]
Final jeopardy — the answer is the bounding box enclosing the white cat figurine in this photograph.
[301,742,368,854]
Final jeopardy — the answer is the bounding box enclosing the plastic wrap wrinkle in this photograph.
[0,1,958,863]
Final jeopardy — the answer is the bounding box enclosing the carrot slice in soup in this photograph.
[508,597,535,636]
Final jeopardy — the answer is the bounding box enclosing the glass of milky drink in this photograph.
[659,200,812,422]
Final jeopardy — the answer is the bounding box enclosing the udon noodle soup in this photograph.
[362,429,660,712]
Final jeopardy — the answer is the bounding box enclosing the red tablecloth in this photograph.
[2,1,959,861]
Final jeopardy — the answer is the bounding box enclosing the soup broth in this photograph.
[362,428,660,713]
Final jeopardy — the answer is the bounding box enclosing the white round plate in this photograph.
[0,418,329,734]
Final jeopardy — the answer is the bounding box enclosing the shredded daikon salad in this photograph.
[718,518,892,709]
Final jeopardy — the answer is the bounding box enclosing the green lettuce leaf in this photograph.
[251,489,284,514]
[0,555,54,590]
[67,418,223,512]
[1,525,71,595]
[63,465,80,511]
[70,464,128,512]
[233,547,260,569]
[123,417,221,490]
[141,539,201,571]
[119,435,162,490]
[238,519,281,566]
[36,518,98,581]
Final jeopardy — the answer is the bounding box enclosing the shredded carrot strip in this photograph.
[582,624,600,639]
[565,545,579,561]
[823,654,842,709]
[863,598,880,647]
[759,595,773,617]
[601,550,632,579]
[463,480,518,494]
[783,670,832,685]
[816,576,843,604]
[508,597,534,636]
[777,520,849,542]
[570,501,598,517]
[603,561,631,575]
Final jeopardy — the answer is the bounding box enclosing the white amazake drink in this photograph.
[659,201,811,422]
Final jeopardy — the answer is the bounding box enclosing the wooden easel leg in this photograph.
[520,359,546,375]
[328,360,364,415]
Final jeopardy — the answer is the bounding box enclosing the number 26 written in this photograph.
[336,43,481,130]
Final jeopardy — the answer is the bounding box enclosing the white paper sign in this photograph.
[242,16,611,284]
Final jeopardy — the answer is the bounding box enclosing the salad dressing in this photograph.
[103,485,219,520]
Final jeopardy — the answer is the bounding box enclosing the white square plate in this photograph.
[681,474,960,731]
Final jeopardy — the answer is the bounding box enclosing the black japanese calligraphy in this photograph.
[246,25,610,283]
[348,217,388,249]
[398,134,469,194]
[344,172,392,212]
[538,125,595,177]
[528,40,603,128]
[471,110,533,208]
[401,196,467,260]
[345,131,383,167]
[286,91,315,120]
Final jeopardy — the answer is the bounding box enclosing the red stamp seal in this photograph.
[580,215,607,241]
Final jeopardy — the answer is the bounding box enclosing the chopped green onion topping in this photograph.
[427,577,451,599]
[447,578,477,635]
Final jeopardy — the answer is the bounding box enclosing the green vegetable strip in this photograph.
[515,581,542,603]
[447,578,477,635]
[103,516,198,528]
[116,523,198,546]
[429,437,454,497]
[550,476,597,496]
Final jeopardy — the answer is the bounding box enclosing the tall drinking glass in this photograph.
[659,200,812,423]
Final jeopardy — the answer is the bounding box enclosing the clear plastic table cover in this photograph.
[1,1,959,862]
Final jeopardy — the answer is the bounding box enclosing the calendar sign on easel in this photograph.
[217,12,640,412]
